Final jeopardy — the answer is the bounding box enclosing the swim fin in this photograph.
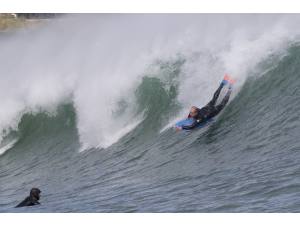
[222,74,236,88]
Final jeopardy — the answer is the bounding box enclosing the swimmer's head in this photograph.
[30,188,41,200]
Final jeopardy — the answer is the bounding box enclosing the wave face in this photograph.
[0,14,300,212]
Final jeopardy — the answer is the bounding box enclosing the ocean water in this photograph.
[0,14,299,212]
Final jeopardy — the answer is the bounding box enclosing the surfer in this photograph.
[177,75,235,130]
[15,188,41,208]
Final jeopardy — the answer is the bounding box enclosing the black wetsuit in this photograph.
[15,196,40,208]
[182,83,231,130]
[15,188,41,208]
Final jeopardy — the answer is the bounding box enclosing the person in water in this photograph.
[177,75,235,130]
[15,188,41,208]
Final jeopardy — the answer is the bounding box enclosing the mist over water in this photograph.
[0,14,297,148]
[0,14,300,212]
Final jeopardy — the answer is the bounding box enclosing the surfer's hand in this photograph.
[175,127,182,131]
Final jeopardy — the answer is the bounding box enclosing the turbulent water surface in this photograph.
[0,14,300,212]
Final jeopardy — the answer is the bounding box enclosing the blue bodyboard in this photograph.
[175,118,213,130]
[175,118,196,127]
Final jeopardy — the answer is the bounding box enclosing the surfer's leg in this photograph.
[207,83,224,107]
[214,89,232,115]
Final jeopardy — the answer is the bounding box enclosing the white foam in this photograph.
[0,139,18,156]
[0,14,299,149]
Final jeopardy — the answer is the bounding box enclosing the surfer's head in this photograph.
[30,188,41,201]
[189,106,198,118]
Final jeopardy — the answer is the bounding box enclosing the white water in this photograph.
[0,139,17,155]
[0,14,299,149]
